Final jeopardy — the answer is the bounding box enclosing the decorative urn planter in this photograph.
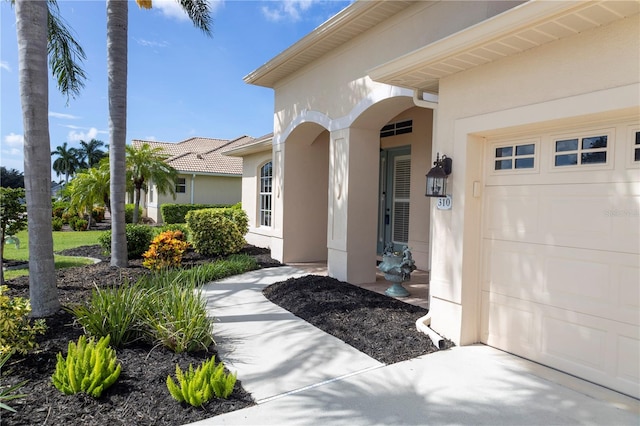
[378,245,416,297]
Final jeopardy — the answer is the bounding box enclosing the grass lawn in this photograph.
[3,229,105,280]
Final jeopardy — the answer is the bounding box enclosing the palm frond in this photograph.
[47,0,87,102]
[177,0,213,36]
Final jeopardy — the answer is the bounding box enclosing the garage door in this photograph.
[480,121,640,398]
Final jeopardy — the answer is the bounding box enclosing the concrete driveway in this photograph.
[190,267,639,425]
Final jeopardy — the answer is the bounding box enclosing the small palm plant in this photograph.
[0,353,28,413]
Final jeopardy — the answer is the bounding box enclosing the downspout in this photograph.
[190,174,195,204]
[412,88,446,350]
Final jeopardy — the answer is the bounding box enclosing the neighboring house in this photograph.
[132,136,250,224]
[226,1,640,398]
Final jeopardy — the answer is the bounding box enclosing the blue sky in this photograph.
[0,0,352,177]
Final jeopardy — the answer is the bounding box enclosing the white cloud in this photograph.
[49,111,80,120]
[67,127,100,143]
[135,38,169,48]
[0,61,11,72]
[1,134,24,172]
[145,136,157,141]
[262,0,315,22]
[4,133,24,148]
[152,0,224,21]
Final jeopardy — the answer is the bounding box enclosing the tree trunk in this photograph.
[107,0,128,267]
[133,185,141,224]
[15,0,60,316]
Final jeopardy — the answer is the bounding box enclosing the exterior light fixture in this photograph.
[425,153,452,197]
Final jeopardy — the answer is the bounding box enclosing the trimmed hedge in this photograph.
[185,208,248,256]
[98,224,155,259]
[161,203,233,224]
[125,204,142,224]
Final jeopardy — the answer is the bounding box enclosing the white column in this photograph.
[327,127,379,284]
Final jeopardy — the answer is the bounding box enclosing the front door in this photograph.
[377,146,411,254]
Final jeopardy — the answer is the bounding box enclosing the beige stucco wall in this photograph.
[239,150,274,249]
[272,1,521,133]
[430,15,640,345]
[269,1,519,283]
[145,174,241,224]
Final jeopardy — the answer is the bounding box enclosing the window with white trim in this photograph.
[494,143,536,170]
[175,177,186,193]
[634,131,640,162]
[554,134,608,167]
[259,161,272,227]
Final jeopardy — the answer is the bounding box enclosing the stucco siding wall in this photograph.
[192,175,241,205]
[430,16,640,344]
[240,151,274,249]
[273,1,522,134]
[152,174,241,224]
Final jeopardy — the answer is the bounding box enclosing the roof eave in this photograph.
[244,1,416,88]
[223,138,272,157]
[368,0,639,92]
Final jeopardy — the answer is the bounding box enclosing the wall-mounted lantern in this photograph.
[425,153,452,197]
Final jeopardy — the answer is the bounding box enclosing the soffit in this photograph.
[244,0,417,88]
[369,0,640,94]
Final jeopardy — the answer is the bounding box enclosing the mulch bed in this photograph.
[263,274,453,365]
[2,244,451,425]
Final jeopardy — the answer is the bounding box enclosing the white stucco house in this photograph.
[224,1,640,398]
[132,136,250,223]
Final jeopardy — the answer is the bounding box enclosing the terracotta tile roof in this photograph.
[131,136,252,175]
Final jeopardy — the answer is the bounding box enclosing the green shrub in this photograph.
[166,357,236,406]
[0,286,46,356]
[141,280,214,353]
[52,202,68,219]
[221,208,248,236]
[186,209,245,257]
[72,218,88,231]
[154,223,189,240]
[61,211,74,225]
[66,283,146,348]
[52,217,64,231]
[0,353,28,413]
[91,206,106,222]
[51,335,121,398]
[125,204,142,224]
[142,230,190,270]
[98,224,154,259]
[161,203,231,224]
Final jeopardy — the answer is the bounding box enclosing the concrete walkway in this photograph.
[191,266,639,426]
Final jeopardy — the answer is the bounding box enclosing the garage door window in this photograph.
[554,135,607,167]
[494,143,535,170]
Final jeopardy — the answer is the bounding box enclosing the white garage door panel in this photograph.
[483,124,639,398]
[481,291,536,354]
[541,312,640,398]
[482,239,639,326]
[483,184,639,254]
[483,291,640,397]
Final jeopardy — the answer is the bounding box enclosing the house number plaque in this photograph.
[436,195,452,210]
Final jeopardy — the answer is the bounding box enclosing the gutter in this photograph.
[413,89,438,109]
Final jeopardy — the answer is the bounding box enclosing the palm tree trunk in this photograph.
[15,0,60,316]
[133,185,141,224]
[107,0,128,267]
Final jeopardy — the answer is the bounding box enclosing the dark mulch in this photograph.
[2,245,270,426]
[2,244,451,425]
[263,275,453,365]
